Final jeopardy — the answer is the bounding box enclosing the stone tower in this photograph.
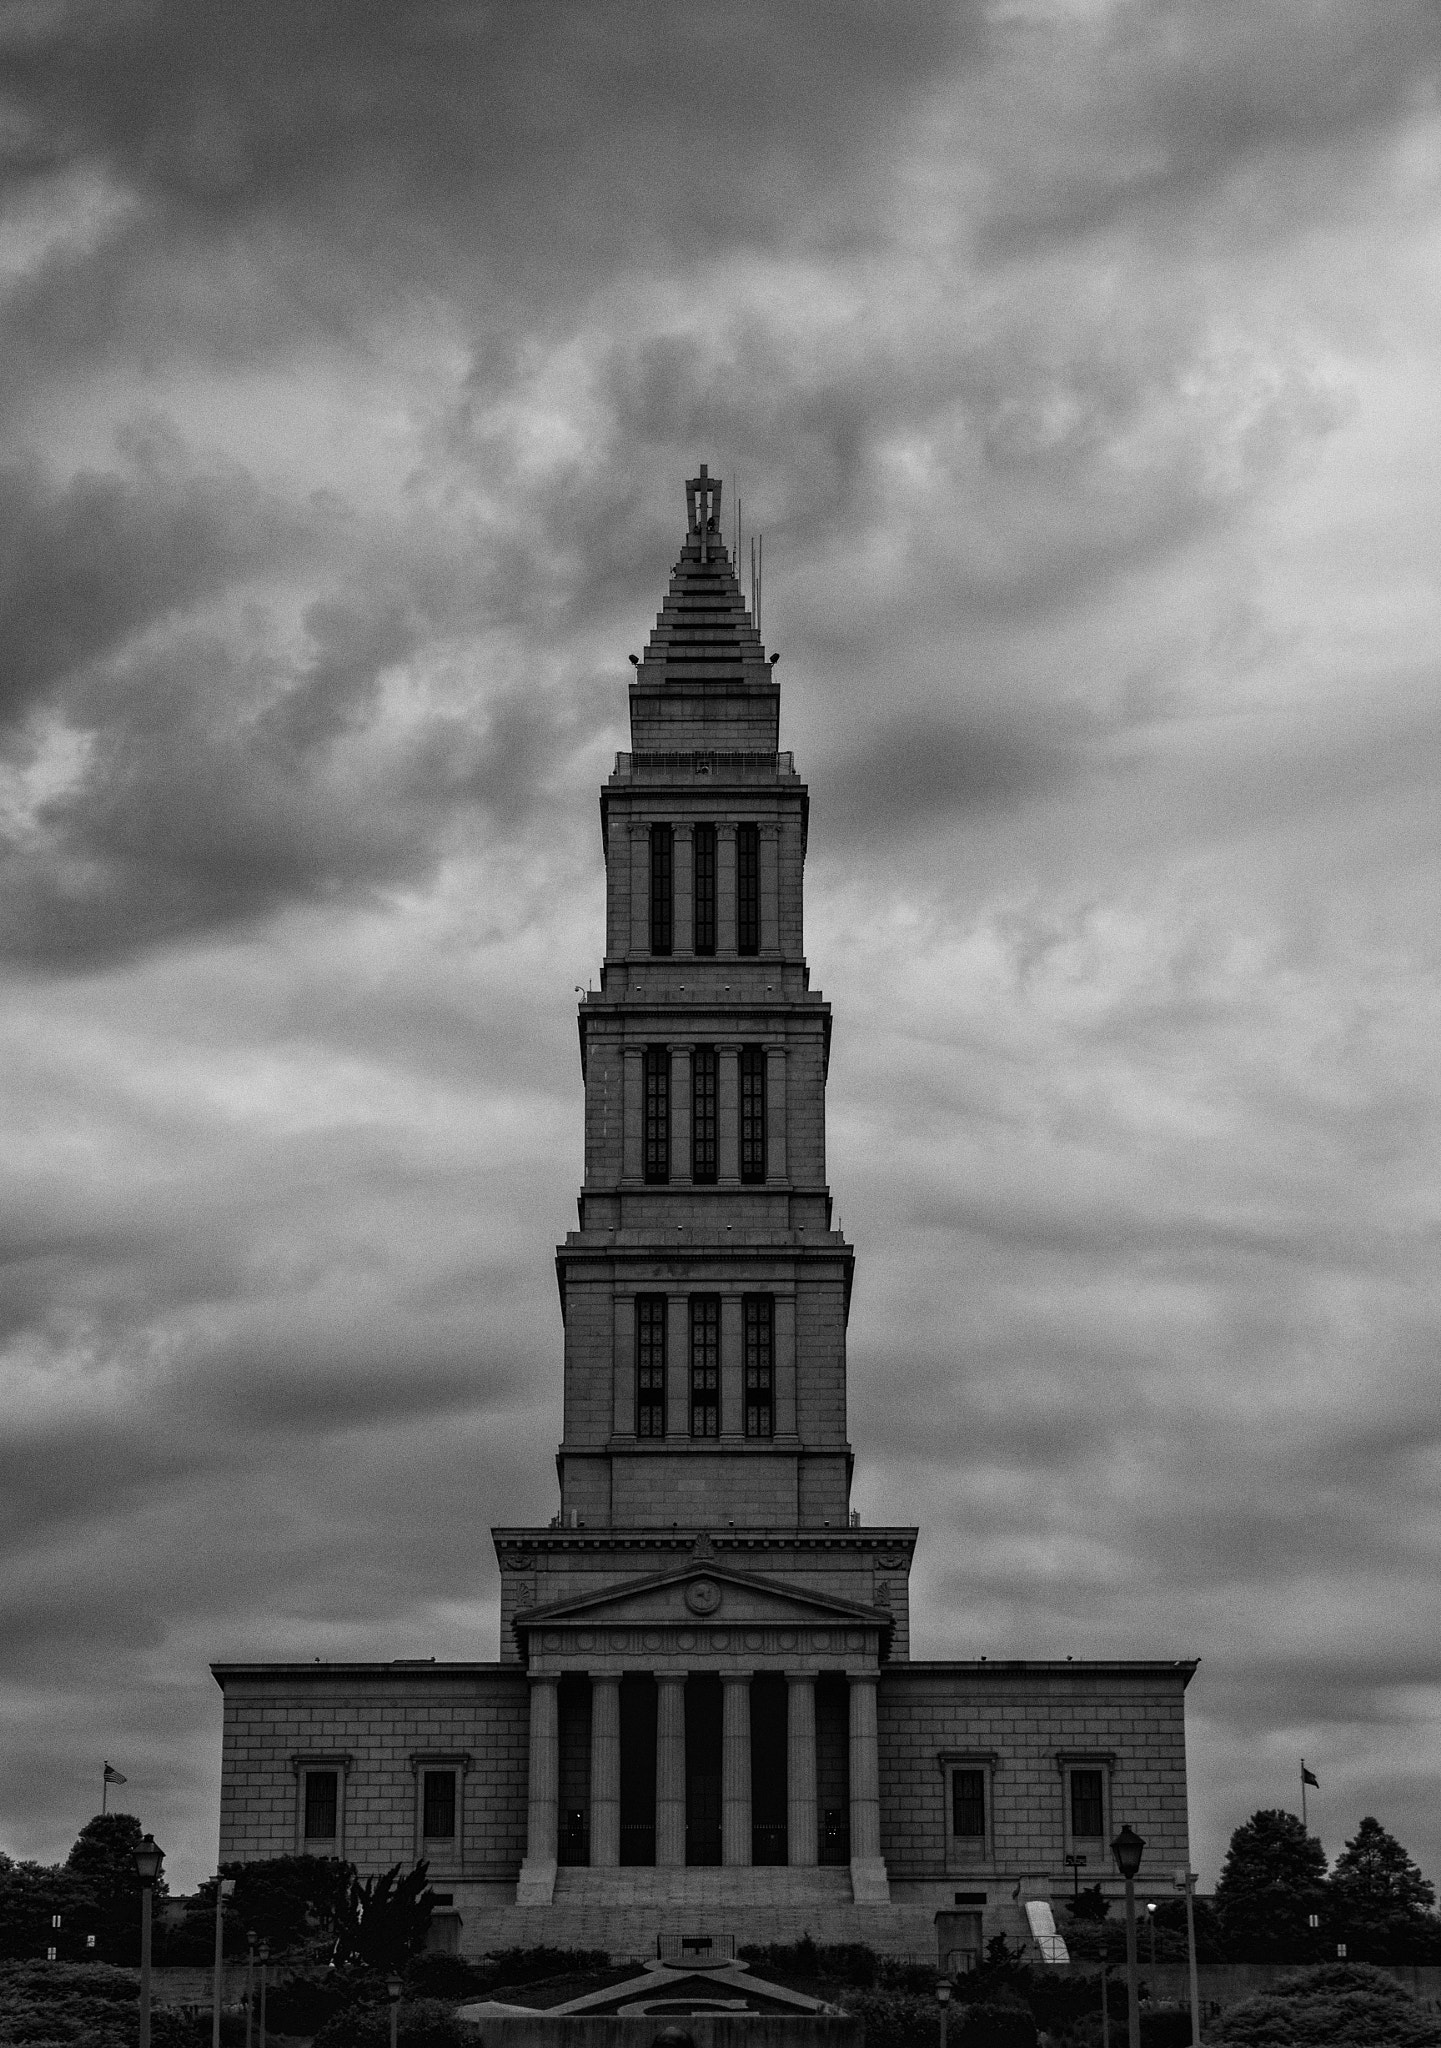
[492,466,917,1906]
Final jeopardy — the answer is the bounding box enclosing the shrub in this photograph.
[740,1939,881,1988]
[838,1986,940,2048]
[312,1996,471,2048]
[957,2002,1037,2048]
[1211,1960,1441,2047]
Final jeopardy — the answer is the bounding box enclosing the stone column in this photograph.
[765,1044,787,1184]
[760,825,780,953]
[589,1674,621,1868]
[722,1675,752,1867]
[629,825,649,957]
[786,1672,818,1866]
[670,1045,692,1185]
[848,1671,890,1902]
[718,1046,740,1185]
[717,823,737,955]
[622,1047,643,1183]
[515,1674,559,1903]
[674,826,694,955]
[655,1673,687,1867]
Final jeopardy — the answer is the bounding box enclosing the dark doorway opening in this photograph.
[750,1673,788,1864]
[557,1675,592,1865]
[619,1673,657,1865]
[685,1674,723,1864]
[817,1674,851,1865]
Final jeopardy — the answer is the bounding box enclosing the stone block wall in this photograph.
[878,1662,1192,1894]
[215,1665,529,1882]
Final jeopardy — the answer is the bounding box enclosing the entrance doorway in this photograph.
[685,1674,723,1864]
[619,1673,657,1865]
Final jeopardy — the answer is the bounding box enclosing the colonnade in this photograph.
[523,1669,882,1870]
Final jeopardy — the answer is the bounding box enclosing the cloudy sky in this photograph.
[3,0,1441,1898]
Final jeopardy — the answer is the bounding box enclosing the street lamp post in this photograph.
[935,1976,952,2048]
[1147,1901,1157,1966]
[133,1834,164,2048]
[1110,1824,1145,2048]
[245,1932,257,2048]
[258,1941,269,2048]
[387,1975,405,2048]
[1174,1867,1202,2048]
[212,1877,235,2048]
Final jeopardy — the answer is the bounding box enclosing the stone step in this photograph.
[455,1895,940,1963]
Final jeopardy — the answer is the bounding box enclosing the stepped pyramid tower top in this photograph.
[626,462,780,753]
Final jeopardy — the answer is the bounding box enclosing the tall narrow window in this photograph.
[644,1046,669,1184]
[744,1294,774,1438]
[650,824,673,955]
[304,1771,338,1841]
[692,1046,717,1184]
[693,824,716,956]
[952,1770,986,1841]
[736,823,759,955]
[740,1045,767,1184]
[637,1295,667,1437]
[1070,1769,1105,1839]
[423,1771,456,1840]
[690,1296,720,1437]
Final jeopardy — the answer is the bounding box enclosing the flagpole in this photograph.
[103,1766,108,1817]
[1301,1760,1307,1832]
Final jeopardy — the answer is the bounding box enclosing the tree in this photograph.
[333,1862,435,1972]
[1067,1884,1111,1922]
[66,1813,166,1964]
[1215,1808,1328,1961]
[1328,1817,1441,1962]
[208,1855,355,1957]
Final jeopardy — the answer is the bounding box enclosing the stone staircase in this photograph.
[455,1869,939,1961]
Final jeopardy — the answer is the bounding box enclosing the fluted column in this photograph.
[848,1671,890,1902]
[656,1673,687,1867]
[589,1674,621,1868]
[722,1675,752,1866]
[515,1674,559,1903]
[786,1672,818,1866]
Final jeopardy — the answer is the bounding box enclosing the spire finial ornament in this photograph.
[685,463,722,563]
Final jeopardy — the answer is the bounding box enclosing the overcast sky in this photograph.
[3,0,1441,1900]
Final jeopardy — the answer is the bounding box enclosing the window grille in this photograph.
[650,824,673,955]
[637,1296,667,1437]
[693,824,716,955]
[304,1771,337,1839]
[744,1294,774,1438]
[736,823,759,954]
[953,1769,986,1840]
[690,1296,720,1437]
[740,1045,766,1183]
[692,1046,717,1183]
[423,1771,456,1839]
[1071,1769,1105,1838]
[644,1046,669,1183]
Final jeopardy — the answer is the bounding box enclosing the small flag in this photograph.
[103,1763,127,1785]
[1302,1765,1319,1789]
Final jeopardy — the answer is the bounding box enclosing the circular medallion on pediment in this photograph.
[777,1629,797,1651]
[542,1631,561,1650]
[501,1548,532,1569]
[813,1631,830,1651]
[643,1630,662,1651]
[709,1630,729,1649]
[677,1629,696,1652]
[576,1631,593,1652]
[685,1578,722,1616]
[610,1631,629,1650]
[744,1629,764,1650]
[877,1553,907,1570]
[846,1630,863,1649]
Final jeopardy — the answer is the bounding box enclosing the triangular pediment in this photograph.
[515,1559,886,1637]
